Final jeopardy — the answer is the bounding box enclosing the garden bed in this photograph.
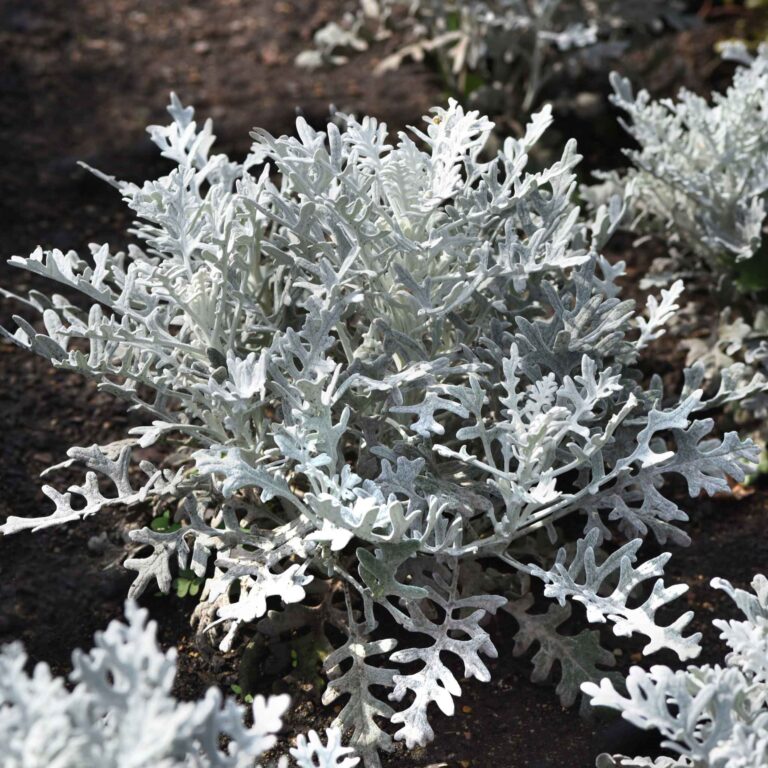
[1,3,766,767]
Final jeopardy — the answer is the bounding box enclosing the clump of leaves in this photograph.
[298,0,693,113]
[585,573,768,768]
[585,45,768,438]
[0,96,757,765]
[591,44,768,286]
[0,600,356,768]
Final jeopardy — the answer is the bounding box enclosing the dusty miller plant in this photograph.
[585,574,768,768]
[0,600,356,768]
[297,0,692,113]
[591,43,768,283]
[0,96,758,765]
[585,43,768,434]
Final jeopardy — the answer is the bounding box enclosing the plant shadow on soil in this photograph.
[0,2,766,766]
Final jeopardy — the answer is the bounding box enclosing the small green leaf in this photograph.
[736,246,768,292]
[445,11,460,31]
[172,569,204,599]
[463,71,485,97]
[149,511,181,533]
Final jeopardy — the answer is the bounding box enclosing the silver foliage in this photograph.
[584,574,768,768]
[597,44,768,271]
[0,600,356,768]
[586,46,768,432]
[533,529,700,660]
[505,572,621,716]
[0,95,757,764]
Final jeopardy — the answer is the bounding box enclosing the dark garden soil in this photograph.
[0,2,766,767]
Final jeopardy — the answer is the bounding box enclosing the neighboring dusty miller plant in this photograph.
[585,574,768,768]
[590,43,768,284]
[585,44,768,433]
[0,96,758,765]
[0,600,356,768]
[298,0,692,113]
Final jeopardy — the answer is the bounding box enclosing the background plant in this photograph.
[584,44,768,441]
[0,96,758,765]
[298,0,694,114]
[590,43,768,287]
